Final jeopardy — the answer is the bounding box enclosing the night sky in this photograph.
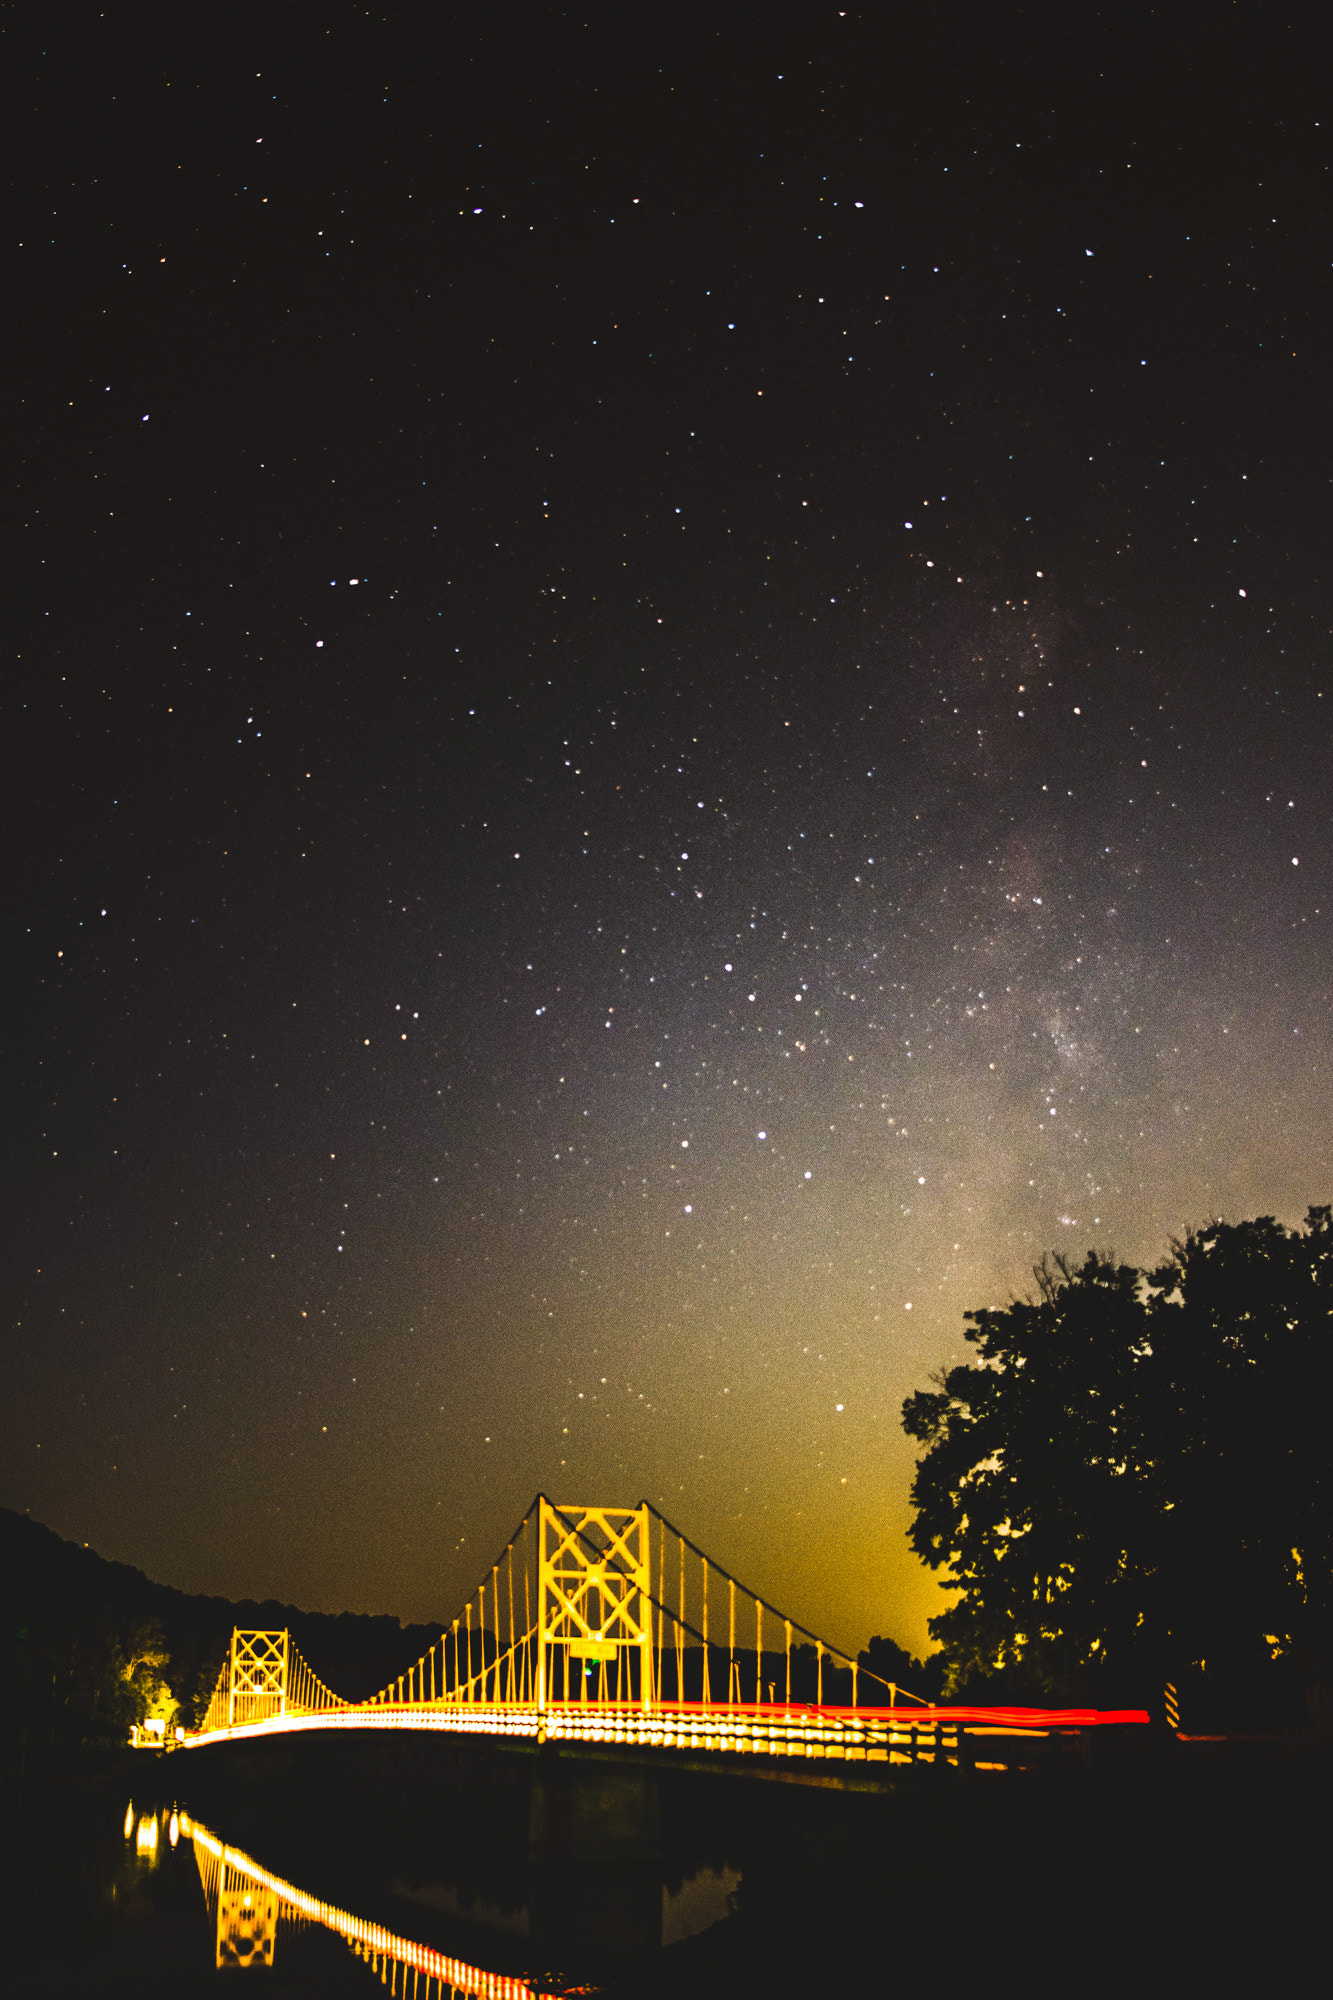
[8,5,1331,1658]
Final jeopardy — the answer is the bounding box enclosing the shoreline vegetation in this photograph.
[904,1208,1333,1733]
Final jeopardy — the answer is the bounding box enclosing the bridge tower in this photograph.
[537,1500,652,1709]
[216,1871,279,1970]
[227,1630,289,1727]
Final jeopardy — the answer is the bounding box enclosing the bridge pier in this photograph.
[527,1754,663,1966]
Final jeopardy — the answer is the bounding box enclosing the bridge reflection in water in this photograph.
[181,1810,558,1994]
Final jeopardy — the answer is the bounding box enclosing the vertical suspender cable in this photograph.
[701,1560,711,1705]
[756,1599,763,1709]
[488,1577,495,1698]
[524,1524,532,1705]
[507,1548,516,1704]
[656,1517,665,1706]
[729,1578,737,1705]
[677,1535,686,1704]
[785,1620,792,1708]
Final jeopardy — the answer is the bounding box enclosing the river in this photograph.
[5,1728,1321,1993]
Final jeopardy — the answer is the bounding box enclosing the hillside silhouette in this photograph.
[0,1508,445,1774]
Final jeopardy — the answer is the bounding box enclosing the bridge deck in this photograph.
[184,1698,1147,1762]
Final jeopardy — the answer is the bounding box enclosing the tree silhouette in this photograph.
[902,1208,1333,1708]
[857,1633,945,1703]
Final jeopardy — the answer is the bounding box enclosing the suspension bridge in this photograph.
[184,1497,1147,1766]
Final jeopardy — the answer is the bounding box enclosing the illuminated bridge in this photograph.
[185,1497,1146,1767]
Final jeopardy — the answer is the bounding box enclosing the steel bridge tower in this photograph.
[536,1499,652,1709]
[226,1630,288,1727]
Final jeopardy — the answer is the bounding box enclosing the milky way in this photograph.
[8,9,1331,1653]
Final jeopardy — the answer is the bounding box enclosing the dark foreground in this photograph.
[4,1729,1326,1995]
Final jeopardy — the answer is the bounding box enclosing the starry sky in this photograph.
[7,5,1332,1658]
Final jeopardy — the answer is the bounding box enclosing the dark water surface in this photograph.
[7,1733,751,1996]
[5,1732,1327,1995]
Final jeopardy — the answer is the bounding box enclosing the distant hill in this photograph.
[0,1508,445,1766]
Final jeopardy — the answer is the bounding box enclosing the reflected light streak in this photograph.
[182,1814,557,1998]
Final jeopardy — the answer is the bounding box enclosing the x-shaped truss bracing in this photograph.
[538,1501,651,1707]
[228,1630,288,1726]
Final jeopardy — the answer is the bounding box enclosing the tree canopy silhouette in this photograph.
[902,1207,1333,1702]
